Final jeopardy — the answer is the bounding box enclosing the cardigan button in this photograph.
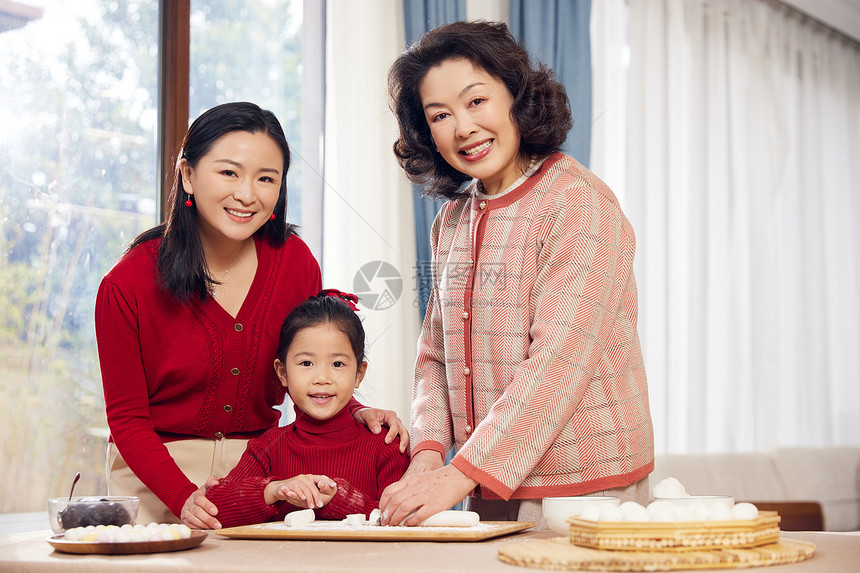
[231,367,240,376]
[479,201,487,210]
[215,432,224,440]
[223,404,233,412]
[468,259,474,267]
[465,425,472,435]
[462,311,469,320]
[234,323,243,332]
[463,367,471,376]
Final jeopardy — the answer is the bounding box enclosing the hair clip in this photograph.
[319,289,360,311]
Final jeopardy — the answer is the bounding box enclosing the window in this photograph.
[0,0,313,515]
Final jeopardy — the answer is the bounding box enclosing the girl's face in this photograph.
[180,130,283,246]
[419,58,522,195]
[273,323,366,421]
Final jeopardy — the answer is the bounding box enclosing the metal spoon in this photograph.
[68,472,81,501]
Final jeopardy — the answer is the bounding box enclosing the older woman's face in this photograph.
[419,58,521,195]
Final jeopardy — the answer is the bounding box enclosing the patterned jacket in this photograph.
[412,152,654,500]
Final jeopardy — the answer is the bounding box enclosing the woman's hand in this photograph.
[181,475,222,529]
[264,474,337,508]
[378,451,476,526]
[354,407,410,453]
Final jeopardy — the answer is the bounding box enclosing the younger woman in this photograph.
[96,102,407,529]
[205,291,411,527]
[380,21,654,527]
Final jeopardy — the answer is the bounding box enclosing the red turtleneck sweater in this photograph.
[206,405,410,527]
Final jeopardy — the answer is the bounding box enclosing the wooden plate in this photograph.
[46,530,208,555]
[216,520,535,542]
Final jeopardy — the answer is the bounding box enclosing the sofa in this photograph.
[651,447,860,531]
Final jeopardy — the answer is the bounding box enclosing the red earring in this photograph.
[185,195,193,207]
[270,213,276,220]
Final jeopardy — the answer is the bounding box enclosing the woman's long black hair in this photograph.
[128,102,295,301]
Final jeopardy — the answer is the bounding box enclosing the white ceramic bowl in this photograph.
[542,496,620,535]
[46,496,139,534]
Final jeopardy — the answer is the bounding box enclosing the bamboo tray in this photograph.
[498,537,816,571]
[568,511,781,551]
[216,520,535,542]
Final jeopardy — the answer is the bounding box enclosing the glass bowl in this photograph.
[542,496,620,535]
[46,496,140,534]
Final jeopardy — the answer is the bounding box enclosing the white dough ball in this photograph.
[577,504,602,522]
[653,477,690,499]
[672,504,695,522]
[284,508,316,527]
[597,504,624,522]
[687,501,710,521]
[708,502,733,521]
[732,502,759,521]
[344,514,366,526]
[620,502,650,522]
[647,500,678,522]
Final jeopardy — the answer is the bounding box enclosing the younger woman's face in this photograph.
[180,130,283,246]
[419,58,522,195]
[273,324,366,421]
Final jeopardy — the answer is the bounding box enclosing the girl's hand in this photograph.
[181,475,222,529]
[264,474,337,508]
[354,407,410,453]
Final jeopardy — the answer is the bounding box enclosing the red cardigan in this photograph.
[206,406,411,527]
[95,234,322,517]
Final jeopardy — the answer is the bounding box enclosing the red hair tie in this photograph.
[319,289,360,311]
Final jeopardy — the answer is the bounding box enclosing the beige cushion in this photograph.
[772,447,860,531]
[653,453,786,500]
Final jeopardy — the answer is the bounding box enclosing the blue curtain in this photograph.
[510,0,592,167]
[404,0,466,321]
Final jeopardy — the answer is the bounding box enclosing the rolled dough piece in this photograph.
[283,508,315,527]
[344,513,366,526]
[369,508,382,525]
[418,510,480,527]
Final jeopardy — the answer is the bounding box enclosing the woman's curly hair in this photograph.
[388,20,572,199]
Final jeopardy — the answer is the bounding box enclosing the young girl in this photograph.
[205,290,411,527]
[380,21,654,527]
[96,102,407,529]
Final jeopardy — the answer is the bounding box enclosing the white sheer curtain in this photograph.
[596,0,860,454]
[323,0,420,419]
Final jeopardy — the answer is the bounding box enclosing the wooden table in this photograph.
[1,529,857,572]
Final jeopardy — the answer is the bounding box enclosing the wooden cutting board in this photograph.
[216,520,535,542]
[497,536,815,571]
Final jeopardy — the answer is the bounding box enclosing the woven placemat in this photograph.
[498,537,815,571]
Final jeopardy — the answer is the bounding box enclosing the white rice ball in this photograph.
[672,504,695,522]
[653,477,690,499]
[577,504,602,522]
[647,500,678,522]
[619,502,650,522]
[732,502,759,521]
[687,500,710,521]
[708,502,734,521]
[597,504,624,522]
[63,527,83,541]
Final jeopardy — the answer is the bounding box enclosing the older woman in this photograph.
[379,22,654,528]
